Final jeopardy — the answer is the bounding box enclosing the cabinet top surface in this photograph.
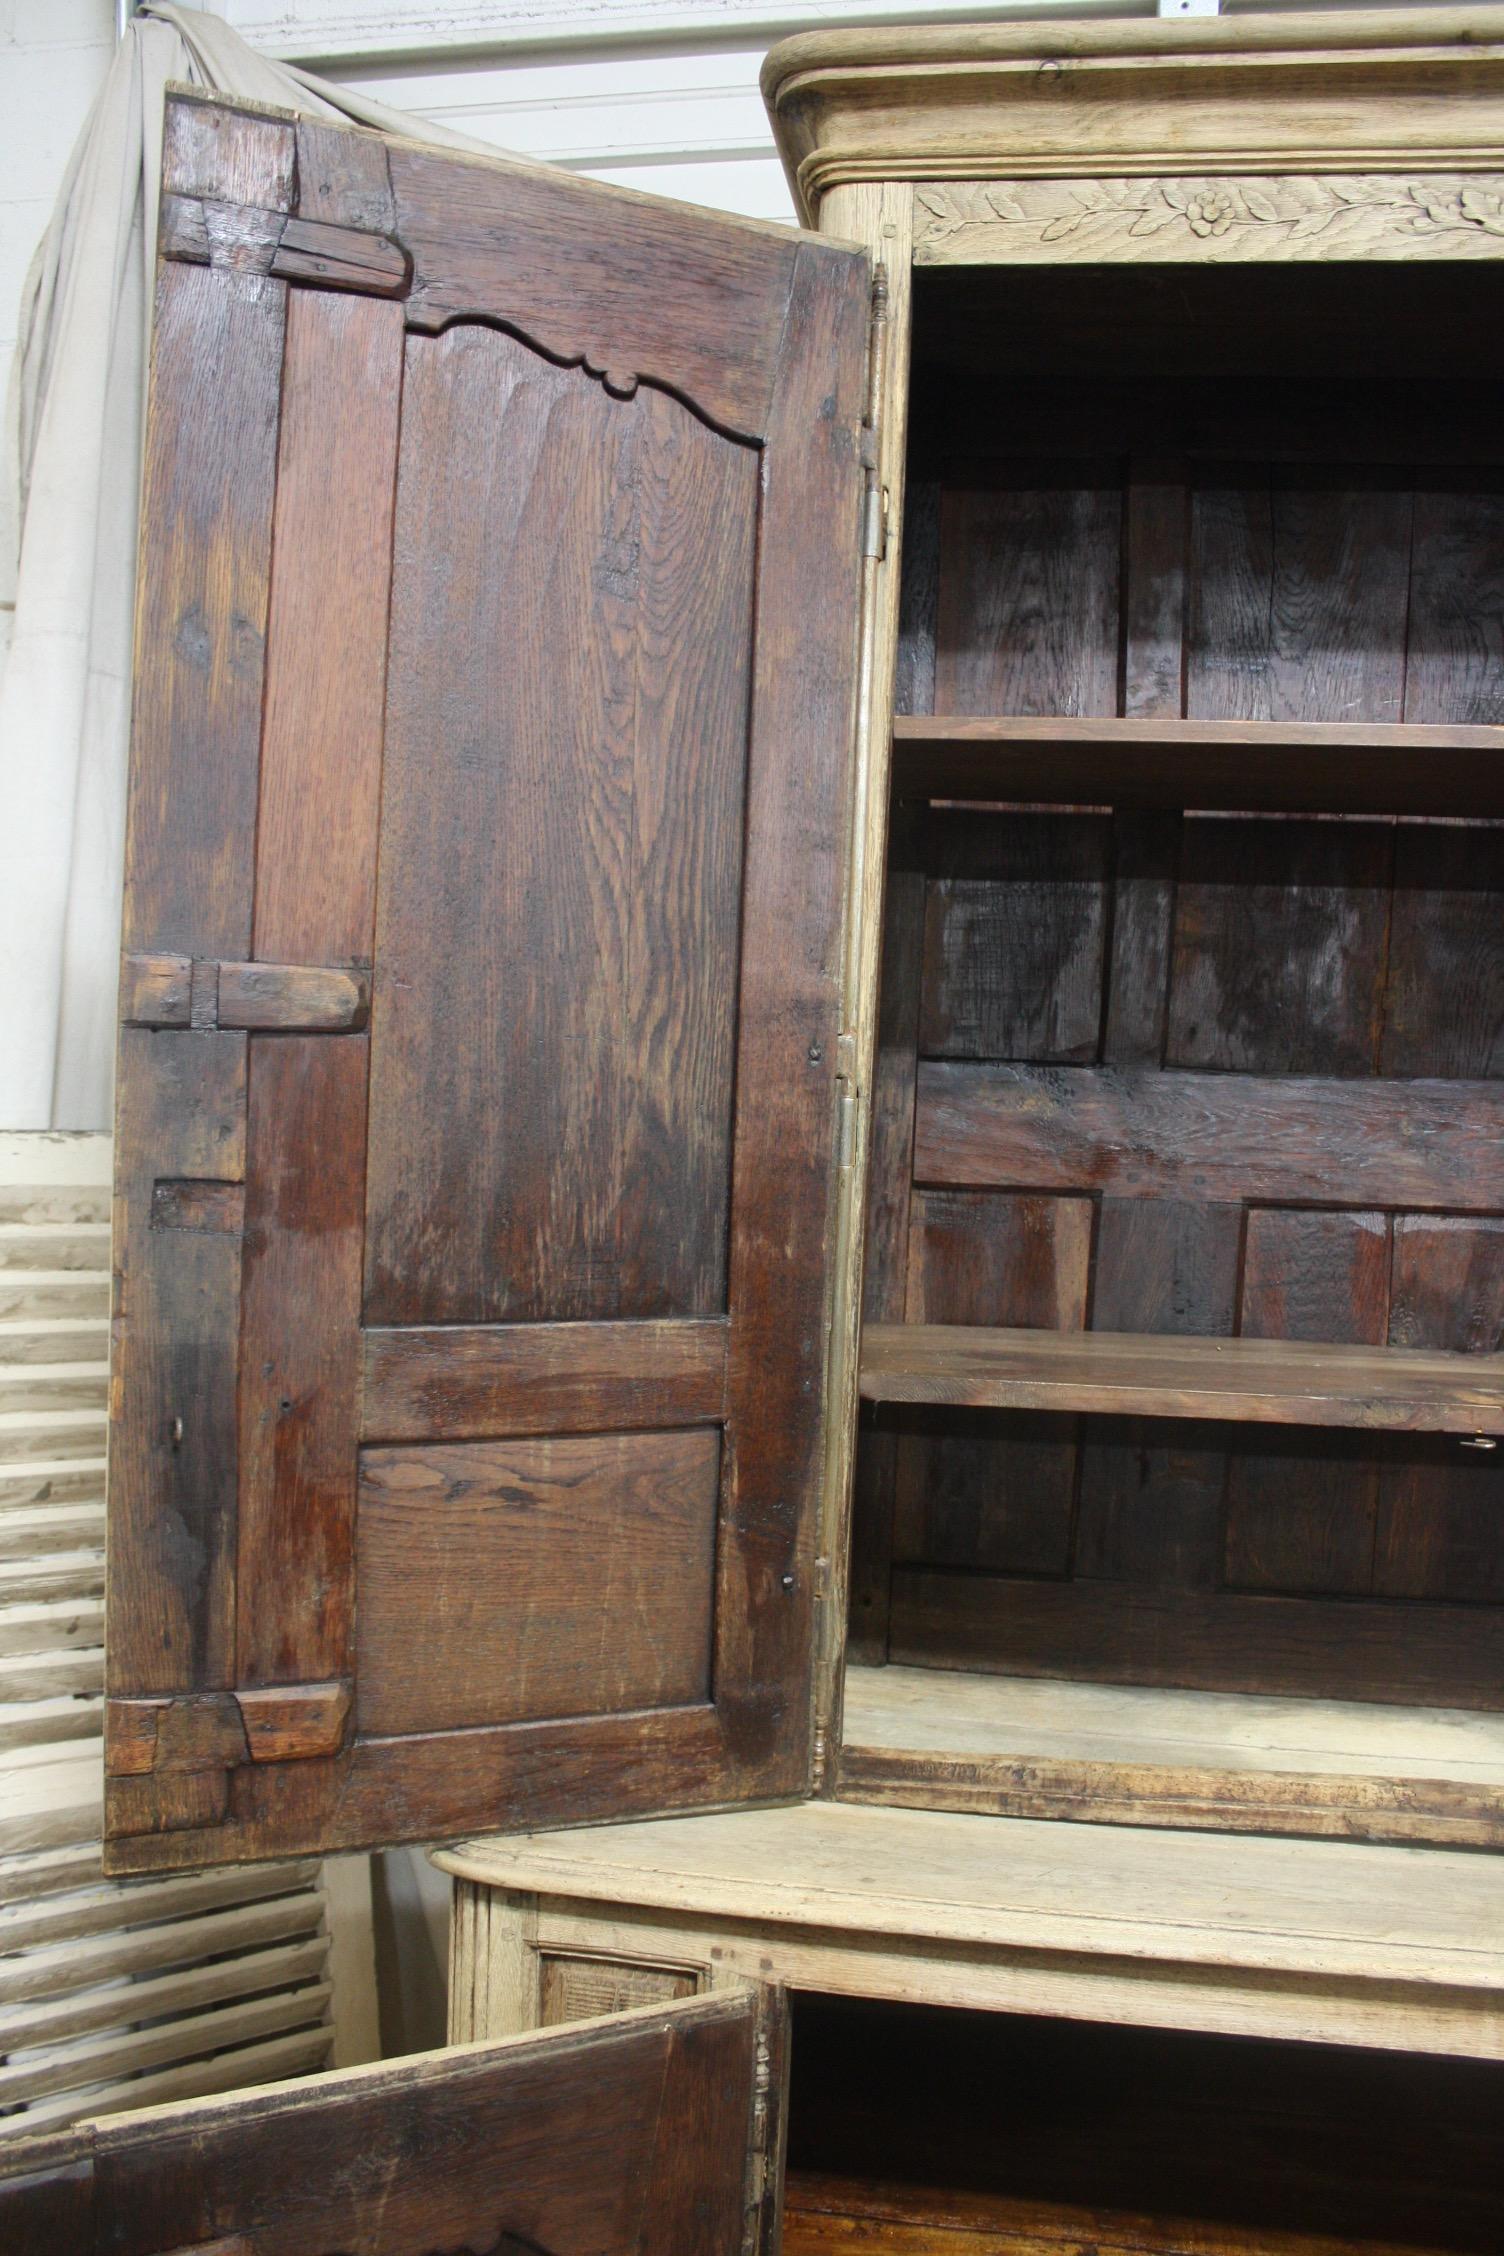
[434,1800,1504,1988]
[762,7,1504,221]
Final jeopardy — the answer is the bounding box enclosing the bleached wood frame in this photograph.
[761,8,1504,1819]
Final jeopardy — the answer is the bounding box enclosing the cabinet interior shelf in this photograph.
[890,715,1504,815]
[859,1323,1504,1436]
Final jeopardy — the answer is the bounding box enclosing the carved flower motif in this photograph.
[1184,190,1235,238]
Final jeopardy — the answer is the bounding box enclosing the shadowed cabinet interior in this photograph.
[846,252,1504,1848]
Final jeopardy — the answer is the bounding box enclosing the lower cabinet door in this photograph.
[0,1991,762,2256]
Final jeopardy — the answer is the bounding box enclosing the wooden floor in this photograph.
[837,1662,1504,1846]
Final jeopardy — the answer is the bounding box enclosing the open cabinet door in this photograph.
[0,1991,765,2253]
[106,94,870,1872]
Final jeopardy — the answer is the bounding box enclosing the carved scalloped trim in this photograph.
[401,309,761,448]
[912,174,1504,262]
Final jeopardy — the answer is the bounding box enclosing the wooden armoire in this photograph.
[8,11,1504,2251]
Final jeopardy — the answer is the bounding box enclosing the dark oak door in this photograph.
[0,1993,761,2254]
[106,94,869,1871]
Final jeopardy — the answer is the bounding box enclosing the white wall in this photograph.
[0,2,117,364]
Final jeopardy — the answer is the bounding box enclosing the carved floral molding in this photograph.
[912,175,1504,262]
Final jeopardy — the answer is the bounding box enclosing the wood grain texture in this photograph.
[934,473,1121,717]
[763,16,1504,226]
[390,137,802,441]
[784,2171,1450,2256]
[115,96,868,1865]
[1241,1208,1391,1348]
[905,1191,1092,1330]
[31,1994,756,2256]
[538,1953,698,2026]
[253,285,401,968]
[108,1031,247,1708]
[361,1318,729,1442]
[1077,1204,1241,1592]
[232,277,402,1704]
[442,1791,1504,2024]
[838,1664,1504,1848]
[914,1063,1504,1212]
[1382,821,1504,1077]
[122,265,282,961]
[1103,812,1179,1064]
[162,94,295,211]
[1123,461,1188,720]
[1228,1210,1393,1594]
[109,101,289,1782]
[889,714,1504,815]
[889,1569,1504,1709]
[1407,483,1504,723]
[860,1324,1504,1435]
[894,1410,1079,1579]
[235,1035,367,1688]
[1188,472,1411,724]
[712,236,868,1790]
[918,810,1110,1062]
[1166,817,1393,1076]
[355,1432,721,1735]
[365,327,754,1327]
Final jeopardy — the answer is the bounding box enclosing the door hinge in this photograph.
[834,1030,860,1168]
[860,476,888,561]
[859,263,889,562]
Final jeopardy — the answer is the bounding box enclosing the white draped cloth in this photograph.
[0,4,498,1127]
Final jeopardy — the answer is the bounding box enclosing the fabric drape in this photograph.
[0,4,501,1127]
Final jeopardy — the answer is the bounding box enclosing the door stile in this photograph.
[804,182,918,1790]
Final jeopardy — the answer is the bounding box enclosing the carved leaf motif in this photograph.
[1409,183,1463,226]
[1040,210,1087,241]
[1240,187,1281,222]
[1129,200,1183,237]
[1461,186,1504,236]
[984,187,1026,223]
[915,188,955,219]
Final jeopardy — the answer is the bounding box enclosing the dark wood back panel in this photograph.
[365,327,755,1326]
[861,371,1504,1704]
[107,95,868,1870]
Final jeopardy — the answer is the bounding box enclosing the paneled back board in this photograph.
[856,349,1504,1710]
[0,1990,760,2254]
[106,93,868,1872]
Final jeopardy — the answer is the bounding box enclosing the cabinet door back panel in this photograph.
[107,94,868,1869]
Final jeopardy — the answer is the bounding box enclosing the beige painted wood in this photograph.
[438,1800,1504,2059]
[448,1879,539,2042]
[435,1801,1504,2054]
[911,173,1504,265]
[837,1665,1504,1849]
[808,176,914,1787]
[762,11,1504,224]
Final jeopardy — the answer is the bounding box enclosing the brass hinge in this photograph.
[860,476,888,561]
[859,263,889,561]
[834,1030,859,1168]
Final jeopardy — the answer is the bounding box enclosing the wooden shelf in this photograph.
[839,1664,1504,1849]
[890,715,1504,814]
[858,1324,1504,1435]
